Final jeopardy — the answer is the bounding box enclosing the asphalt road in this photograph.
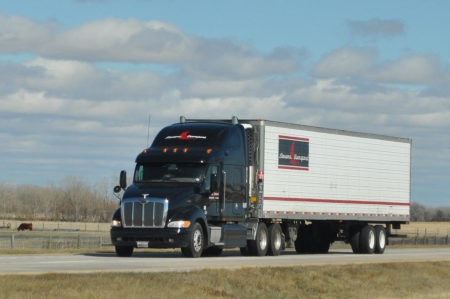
[1,248,450,275]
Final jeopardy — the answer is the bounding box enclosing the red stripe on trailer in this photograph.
[279,135,309,142]
[264,196,409,207]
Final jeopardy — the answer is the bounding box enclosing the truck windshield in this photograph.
[134,163,206,183]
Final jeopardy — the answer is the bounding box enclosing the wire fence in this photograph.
[0,234,111,250]
[0,220,110,232]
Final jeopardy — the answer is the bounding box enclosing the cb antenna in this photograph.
[147,114,151,148]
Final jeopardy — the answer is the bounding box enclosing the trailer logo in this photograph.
[165,131,207,140]
[278,135,309,171]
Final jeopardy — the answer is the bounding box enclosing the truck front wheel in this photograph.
[181,222,204,258]
[115,245,134,257]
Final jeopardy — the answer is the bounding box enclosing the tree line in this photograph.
[0,175,121,223]
[0,177,448,223]
[410,202,450,222]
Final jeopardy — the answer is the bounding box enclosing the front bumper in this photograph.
[110,227,192,248]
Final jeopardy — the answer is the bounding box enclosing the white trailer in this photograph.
[240,119,411,254]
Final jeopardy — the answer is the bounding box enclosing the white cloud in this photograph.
[313,47,448,86]
[0,15,302,79]
[0,13,55,53]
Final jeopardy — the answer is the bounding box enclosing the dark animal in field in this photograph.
[17,223,33,231]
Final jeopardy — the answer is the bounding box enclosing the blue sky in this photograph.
[1,0,450,206]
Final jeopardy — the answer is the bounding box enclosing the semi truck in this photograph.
[110,116,411,257]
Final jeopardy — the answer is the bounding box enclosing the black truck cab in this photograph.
[110,119,249,257]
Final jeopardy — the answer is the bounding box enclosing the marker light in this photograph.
[163,148,168,153]
[173,148,178,153]
[167,221,191,228]
[143,149,148,153]
[183,148,189,153]
[206,148,212,154]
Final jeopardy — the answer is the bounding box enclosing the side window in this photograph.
[204,165,219,191]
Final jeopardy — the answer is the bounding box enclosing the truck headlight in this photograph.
[111,219,122,227]
[167,221,190,228]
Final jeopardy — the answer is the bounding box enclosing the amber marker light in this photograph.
[206,148,212,154]
[183,148,189,153]
[143,149,148,153]
[173,148,178,153]
[163,148,168,153]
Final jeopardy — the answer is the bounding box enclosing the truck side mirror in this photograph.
[120,170,127,189]
[210,174,218,193]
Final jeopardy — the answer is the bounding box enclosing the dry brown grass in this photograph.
[400,222,450,236]
[0,262,450,299]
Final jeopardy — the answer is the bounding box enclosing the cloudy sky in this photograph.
[1,1,449,206]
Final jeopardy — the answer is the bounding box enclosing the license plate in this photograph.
[137,241,149,248]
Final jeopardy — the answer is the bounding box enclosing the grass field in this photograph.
[1,221,450,298]
[1,261,450,299]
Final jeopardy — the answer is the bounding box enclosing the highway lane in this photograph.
[1,248,450,275]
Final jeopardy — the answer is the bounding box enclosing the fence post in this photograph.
[100,236,102,248]
[77,235,80,249]
[11,235,14,249]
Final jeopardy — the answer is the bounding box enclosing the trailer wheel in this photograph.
[374,225,386,254]
[182,222,204,258]
[248,222,268,256]
[115,245,134,257]
[360,225,375,254]
[267,223,282,256]
[201,246,223,257]
[350,229,361,254]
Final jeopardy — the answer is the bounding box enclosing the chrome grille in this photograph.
[122,198,168,228]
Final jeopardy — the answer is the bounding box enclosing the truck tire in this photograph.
[201,246,223,257]
[248,222,268,256]
[181,222,204,258]
[374,225,386,254]
[267,223,282,256]
[350,229,360,254]
[115,245,134,257]
[360,225,375,254]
